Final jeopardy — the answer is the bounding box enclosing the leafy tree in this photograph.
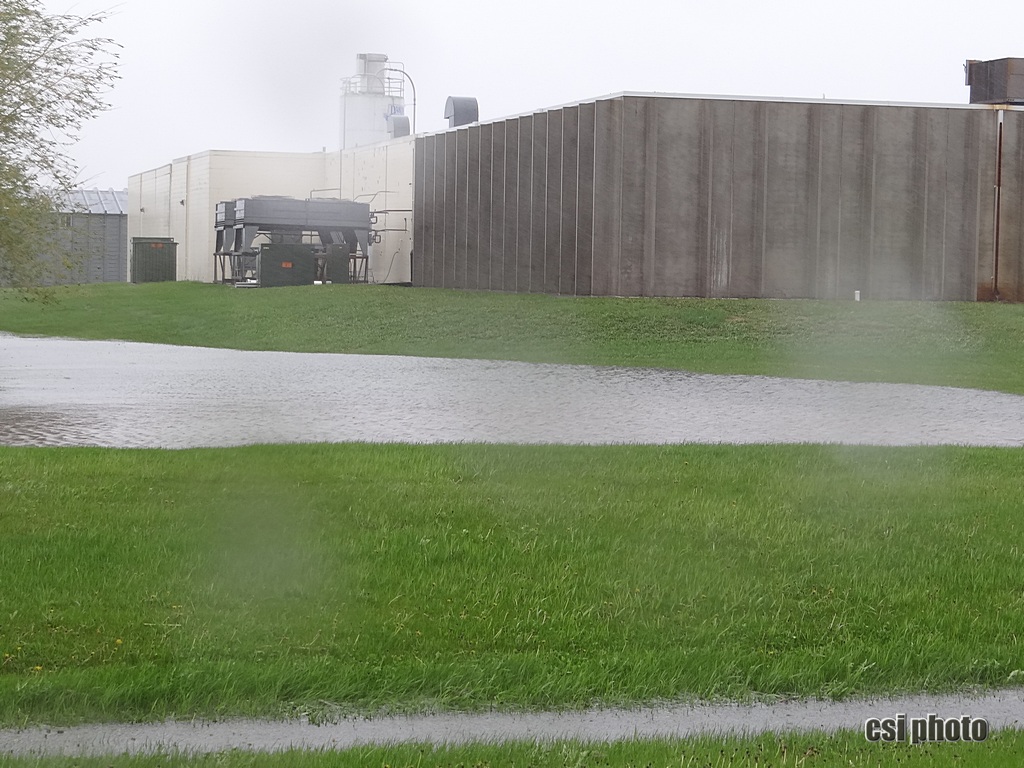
[0,0,119,287]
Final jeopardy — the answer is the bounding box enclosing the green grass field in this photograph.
[3,729,1024,768]
[1,283,1022,760]
[1,444,1022,725]
[2,282,1024,392]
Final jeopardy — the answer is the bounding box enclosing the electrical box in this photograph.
[131,237,177,283]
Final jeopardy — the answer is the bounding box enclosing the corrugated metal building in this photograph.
[413,93,1024,302]
[49,188,129,284]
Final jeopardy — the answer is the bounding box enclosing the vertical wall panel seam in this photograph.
[921,118,929,300]
[558,114,565,295]
[492,123,503,291]
[482,128,488,290]
[590,103,596,295]
[534,116,542,293]
[514,122,520,292]
[505,118,520,293]
[581,103,589,296]
[573,109,581,296]
[439,137,446,288]
[814,106,823,298]
[614,101,621,296]
[940,115,949,298]
[470,128,477,290]
[644,99,658,297]
[558,107,578,297]
[836,107,844,298]
[436,136,444,288]
[467,128,473,289]
[459,130,465,288]
[515,122,521,292]
[705,103,714,298]
[974,116,985,296]
[868,109,877,298]
[520,120,529,292]
[992,112,1003,297]
[532,116,540,290]
[454,132,462,288]
[707,109,714,298]
[480,127,487,290]
[573,111,580,295]
[614,101,624,296]
[560,111,568,295]
[590,103,598,296]
[551,113,558,293]
[727,104,736,297]
[433,137,440,287]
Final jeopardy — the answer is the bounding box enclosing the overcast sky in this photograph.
[40,0,1024,188]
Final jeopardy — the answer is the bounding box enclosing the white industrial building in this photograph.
[129,54,414,284]
[128,54,1024,302]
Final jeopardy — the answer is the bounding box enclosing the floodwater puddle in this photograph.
[2,691,1023,756]
[2,334,1023,448]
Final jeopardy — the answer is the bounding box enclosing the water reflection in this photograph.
[0,406,112,447]
[1,335,1022,449]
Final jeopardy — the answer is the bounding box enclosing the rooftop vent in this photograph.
[965,58,1024,104]
[388,114,411,139]
[444,96,479,128]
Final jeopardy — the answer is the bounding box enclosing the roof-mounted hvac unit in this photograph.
[965,58,1024,104]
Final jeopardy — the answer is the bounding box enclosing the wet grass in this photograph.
[1,282,1023,392]
[3,730,1024,767]
[1,443,1022,725]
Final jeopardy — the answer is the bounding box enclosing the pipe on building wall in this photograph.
[993,109,1004,300]
[310,187,342,198]
[382,67,417,135]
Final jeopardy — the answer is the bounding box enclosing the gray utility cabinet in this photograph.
[258,243,353,287]
[258,244,316,287]
[131,237,177,283]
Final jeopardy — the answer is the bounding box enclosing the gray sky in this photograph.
[42,0,1024,188]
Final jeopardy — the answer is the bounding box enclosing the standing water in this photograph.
[2,335,1022,448]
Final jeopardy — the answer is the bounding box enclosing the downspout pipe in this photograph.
[993,109,1004,301]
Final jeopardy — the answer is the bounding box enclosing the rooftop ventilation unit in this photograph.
[444,96,479,127]
[388,114,411,138]
[965,58,1024,104]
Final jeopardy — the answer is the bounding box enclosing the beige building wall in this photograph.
[323,136,415,283]
[128,165,172,241]
[128,140,412,284]
[129,150,330,282]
